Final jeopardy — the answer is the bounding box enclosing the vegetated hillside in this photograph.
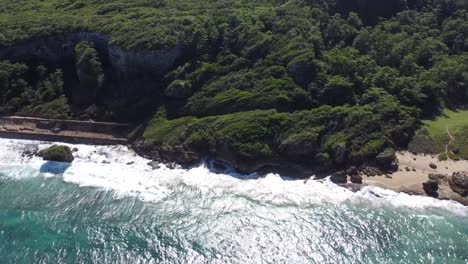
[409,110,468,161]
[0,0,467,173]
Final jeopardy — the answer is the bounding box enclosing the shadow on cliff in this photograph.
[0,32,189,122]
[40,161,72,175]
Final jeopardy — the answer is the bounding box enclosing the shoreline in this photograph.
[362,151,468,205]
[0,135,467,206]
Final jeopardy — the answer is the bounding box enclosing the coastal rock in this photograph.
[350,175,363,184]
[147,161,161,170]
[429,163,437,169]
[38,145,74,163]
[428,173,447,184]
[449,172,468,197]
[346,166,358,176]
[159,144,200,167]
[330,170,347,184]
[422,180,439,198]
[361,166,382,177]
[22,145,39,158]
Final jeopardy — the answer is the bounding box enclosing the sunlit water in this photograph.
[0,139,466,263]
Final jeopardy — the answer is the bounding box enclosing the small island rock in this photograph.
[38,145,74,163]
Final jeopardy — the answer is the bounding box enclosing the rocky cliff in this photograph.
[0,32,187,121]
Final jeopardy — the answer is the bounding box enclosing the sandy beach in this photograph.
[363,151,468,204]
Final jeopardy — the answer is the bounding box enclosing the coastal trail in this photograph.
[444,126,455,160]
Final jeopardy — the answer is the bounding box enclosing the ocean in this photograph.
[0,139,467,264]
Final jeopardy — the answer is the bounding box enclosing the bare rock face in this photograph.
[423,180,439,198]
[450,172,468,197]
[0,32,187,121]
[158,144,200,167]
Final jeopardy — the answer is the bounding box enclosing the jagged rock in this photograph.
[159,144,200,167]
[429,163,437,169]
[330,170,347,184]
[22,145,39,158]
[449,172,468,197]
[72,147,79,152]
[350,174,363,184]
[428,174,448,184]
[147,161,161,170]
[38,145,74,163]
[423,180,439,198]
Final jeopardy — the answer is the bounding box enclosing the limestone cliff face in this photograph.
[0,32,187,120]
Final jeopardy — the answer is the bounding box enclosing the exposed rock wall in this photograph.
[0,32,187,121]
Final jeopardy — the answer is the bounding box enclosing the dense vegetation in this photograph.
[0,0,467,172]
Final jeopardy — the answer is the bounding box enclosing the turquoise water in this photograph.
[0,139,467,264]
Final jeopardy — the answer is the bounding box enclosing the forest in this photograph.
[0,0,467,173]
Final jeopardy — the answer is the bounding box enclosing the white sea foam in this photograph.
[0,138,467,216]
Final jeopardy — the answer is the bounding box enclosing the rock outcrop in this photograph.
[0,32,187,121]
[330,170,347,184]
[38,145,74,163]
[449,172,468,197]
[423,180,439,198]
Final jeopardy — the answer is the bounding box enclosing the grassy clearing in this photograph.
[409,110,468,160]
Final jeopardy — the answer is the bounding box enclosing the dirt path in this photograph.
[444,126,455,160]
